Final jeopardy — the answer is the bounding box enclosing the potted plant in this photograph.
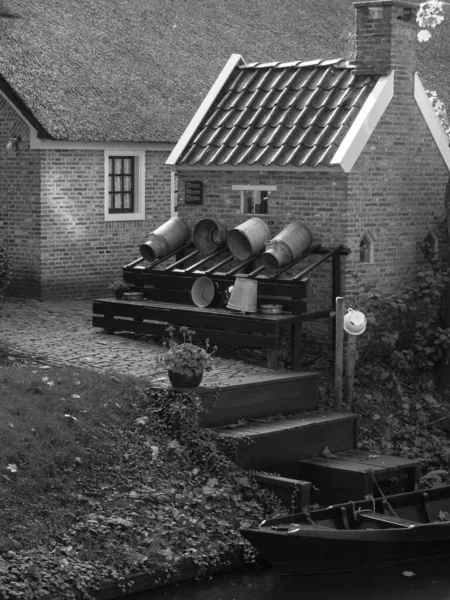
[109,280,130,299]
[156,325,216,388]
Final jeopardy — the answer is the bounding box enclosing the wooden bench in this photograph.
[355,510,417,528]
[93,243,348,370]
[93,278,306,369]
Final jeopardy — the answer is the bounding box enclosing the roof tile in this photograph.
[177,59,378,168]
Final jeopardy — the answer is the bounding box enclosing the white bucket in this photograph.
[226,276,258,313]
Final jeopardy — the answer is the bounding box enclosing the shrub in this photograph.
[356,266,450,375]
[0,244,12,299]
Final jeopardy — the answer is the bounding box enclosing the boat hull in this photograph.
[240,485,450,573]
[241,524,450,573]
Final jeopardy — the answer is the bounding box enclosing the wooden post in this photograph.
[334,297,345,410]
[346,334,358,410]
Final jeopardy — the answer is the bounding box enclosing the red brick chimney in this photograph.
[353,1,419,77]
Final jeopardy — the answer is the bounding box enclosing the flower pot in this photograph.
[114,290,124,299]
[168,369,203,388]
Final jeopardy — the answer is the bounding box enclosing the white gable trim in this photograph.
[414,73,450,171]
[330,70,395,173]
[166,53,245,166]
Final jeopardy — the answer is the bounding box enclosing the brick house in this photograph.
[0,0,449,299]
[167,0,450,316]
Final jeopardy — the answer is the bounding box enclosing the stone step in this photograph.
[197,370,320,427]
[216,411,359,473]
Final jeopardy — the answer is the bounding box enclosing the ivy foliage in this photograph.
[0,244,12,299]
[357,265,450,375]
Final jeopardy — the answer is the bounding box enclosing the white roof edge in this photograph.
[166,53,245,166]
[414,73,450,171]
[330,70,394,172]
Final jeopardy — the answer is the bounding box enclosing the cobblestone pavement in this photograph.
[0,298,277,386]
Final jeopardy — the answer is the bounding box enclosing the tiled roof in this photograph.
[177,59,379,168]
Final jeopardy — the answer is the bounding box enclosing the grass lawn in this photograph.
[0,349,281,600]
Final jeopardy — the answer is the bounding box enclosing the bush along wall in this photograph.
[0,244,12,301]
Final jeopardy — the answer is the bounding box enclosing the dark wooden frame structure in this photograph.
[93,243,350,370]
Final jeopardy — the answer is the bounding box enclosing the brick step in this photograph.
[298,449,422,505]
[196,371,320,427]
[216,411,359,473]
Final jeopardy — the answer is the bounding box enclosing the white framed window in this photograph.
[232,184,276,215]
[104,150,145,221]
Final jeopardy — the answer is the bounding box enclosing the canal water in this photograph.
[133,559,450,599]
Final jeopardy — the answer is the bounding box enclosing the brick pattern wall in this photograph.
[354,3,417,76]
[40,149,172,299]
[0,97,42,297]
[345,89,449,301]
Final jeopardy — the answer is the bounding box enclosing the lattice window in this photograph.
[108,156,135,213]
[104,150,145,222]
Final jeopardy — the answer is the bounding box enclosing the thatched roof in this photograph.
[0,0,448,143]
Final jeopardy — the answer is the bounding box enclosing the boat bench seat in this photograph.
[356,510,416,528]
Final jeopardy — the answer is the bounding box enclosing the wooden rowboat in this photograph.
[240,485,450,573]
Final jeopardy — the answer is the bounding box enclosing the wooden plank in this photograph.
[93,316,278,349]
[346,334,357,409]
[331,451,421,469]
[93,302,280,335]
[93,299,303,328]
[123,270,307,298]
[334,297,345,410]
[356,511,416,528]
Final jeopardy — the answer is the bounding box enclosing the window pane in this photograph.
[114,159,122,174]
[114,194,122,209]
[244,191,254,213]
[124,176,132,192]
[124,159,132,174]
[108,193,113,210]
[114,176,122,192]
[123,193,131,209]
[108,158,113,176]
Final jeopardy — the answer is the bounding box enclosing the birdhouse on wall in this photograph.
[185,180,203,205]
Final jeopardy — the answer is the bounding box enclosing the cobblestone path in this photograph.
[0,298,275,385]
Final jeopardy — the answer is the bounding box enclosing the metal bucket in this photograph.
[193,218,228,255]
[191,276,219,308]
[226,276,258,313]
[140,217,191,261]
[261,221,313,270]
[226,217,271,261]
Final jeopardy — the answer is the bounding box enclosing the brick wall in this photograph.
[40,149,172,299]
[344,89,449,301]
[0,96,173,300]
[0,97,42,297]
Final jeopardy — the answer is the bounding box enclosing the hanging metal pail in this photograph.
[226,217,271,261]
[226,276,258,314]
[140,217,191,261]
[261,221,313,270]
[191,276,219,308]
[193,218,228,255]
